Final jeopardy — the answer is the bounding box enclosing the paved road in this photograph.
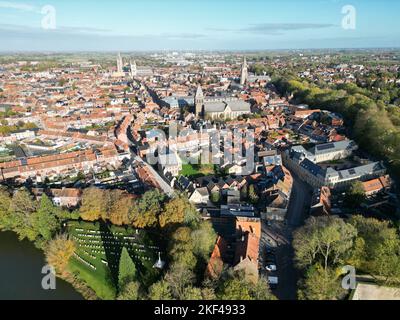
[132,153,175,197]
[261,172,313,300]
[125,118,175,197]
[286,175,313,227]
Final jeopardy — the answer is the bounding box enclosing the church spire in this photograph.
[195,84,204,117]
[240,56,248,86]
[117,53,123,74]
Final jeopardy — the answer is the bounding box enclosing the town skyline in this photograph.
[0,0,400,51]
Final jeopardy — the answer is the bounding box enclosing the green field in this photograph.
[180,163,215,179]
[66,220,162,299]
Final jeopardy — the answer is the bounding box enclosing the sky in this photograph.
[0,0,399,52]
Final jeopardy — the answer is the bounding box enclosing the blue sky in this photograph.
[0,0,399,51]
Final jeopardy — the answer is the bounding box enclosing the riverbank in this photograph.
[0,231,83,300]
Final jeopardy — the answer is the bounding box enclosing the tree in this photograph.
[248,184,259,204]
[148,280,173,300]
[159,196,190,228]
[210,191,220,204]
[79,188,106,221]
[345,181,366,208]
[45,234,76,277]
[293,216,357,270]
[191,221,217,260]
[251,277,277,300]
[9,188,38,241]
[218,277,252,300]
[298,265,346,300]
[0,188,11,229]
[218,272,276,300]
[31,194,59,242]
[109,195,133,226]
[130,190,166,228]
[181,287,203,300]
[349,216,400,284]
[118,247,137,291]
[164,263,196,300]
[169,227,197,270]
[117,281,141,300]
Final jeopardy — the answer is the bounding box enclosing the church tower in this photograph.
[117,53,123,74]
[130,60,137,78]
[195,85,204,117]
[240,56,248,85]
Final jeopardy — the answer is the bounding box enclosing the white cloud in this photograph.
[0,1,37,12]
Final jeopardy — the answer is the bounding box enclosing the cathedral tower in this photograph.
[240,56,248,85]
[195,85,204,117]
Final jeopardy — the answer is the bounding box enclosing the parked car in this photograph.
[265,263,277,272]
[268,276,279,289]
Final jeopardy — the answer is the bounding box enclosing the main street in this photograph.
[261,171,313,300]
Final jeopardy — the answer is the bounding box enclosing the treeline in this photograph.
[0,120,37,135]
[78,188,201,229]
[293,215,400,300]
[0,187,78,249]
[273,78,400,175]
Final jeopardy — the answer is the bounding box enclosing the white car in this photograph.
[268,276,279,289]
[265,264,277,272]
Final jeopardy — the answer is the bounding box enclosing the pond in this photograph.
[0,231,83,300]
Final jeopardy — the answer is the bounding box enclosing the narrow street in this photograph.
[126,120,175,197]
[261,172,313,300]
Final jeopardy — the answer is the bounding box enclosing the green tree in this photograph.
[218,277,252,300]
[0,187,11,229]
[218,272,276,300]
[31,194,60,242]
[345,181,366,208]
[9,188,38,241]
[148,280,173,300]
[349,216,400,284]
[210,191,220,204]
[298,265,346,300]
[130,190,166,228]
[118,247,137,291]
[117,281,141,300]
[191,221,217,260]
[181,287,203,300]
[248,185,259,204]
[293,216,357,270]
[251,277,277,300]
[169,227,197,270]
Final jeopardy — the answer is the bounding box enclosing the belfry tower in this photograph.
[240,56,248,85]
[195,84,204,117]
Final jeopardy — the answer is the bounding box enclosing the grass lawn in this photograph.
[66,220,162,299]
[180,163,215,179]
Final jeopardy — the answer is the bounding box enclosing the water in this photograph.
[0,231,83,300]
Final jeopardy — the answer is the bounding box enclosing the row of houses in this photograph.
[0,145,130,182]
[284,140,387,190]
